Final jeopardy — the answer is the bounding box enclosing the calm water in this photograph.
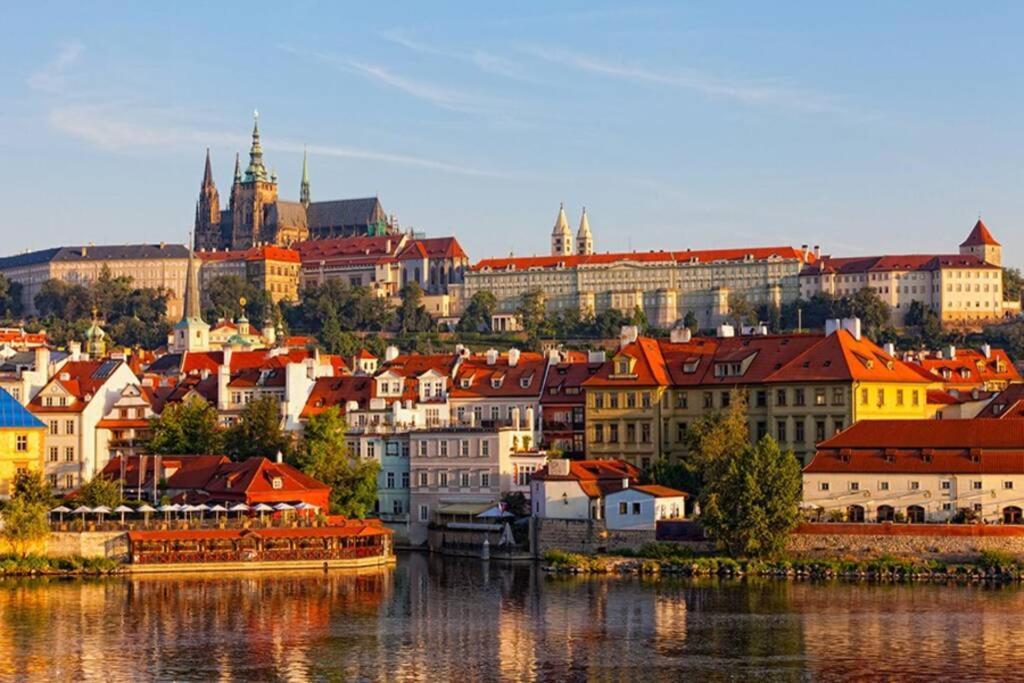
[0,554,1021,681]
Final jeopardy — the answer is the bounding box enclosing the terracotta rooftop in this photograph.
[961,219,1000,247]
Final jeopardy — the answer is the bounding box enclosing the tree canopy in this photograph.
[76,476,123,508]
[288,407,378,517]
[148,396,224,455]
[396,282,434,334]
[223,395,291,460]
[457,290,497,333]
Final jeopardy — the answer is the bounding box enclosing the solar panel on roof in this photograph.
[93,360,119,379]
[0,389,45,429]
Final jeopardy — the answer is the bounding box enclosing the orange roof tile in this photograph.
[471,245,812,272]
[961,219,1000,247]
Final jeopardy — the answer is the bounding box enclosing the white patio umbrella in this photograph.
[92,505,112,523]
[229,503,250,516]
[159,503,177,520]
[137,503,156,525]
[294,502,318,511]
[252,502,274,523]
[49,505,71,523]
[272,502,294,511]
[209,504,228,522]
[113,504,133,524]
[71,505,92,524]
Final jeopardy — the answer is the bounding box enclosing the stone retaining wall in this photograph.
[788,523,1024,561]
[532,518,659,556]
[47,532,129,560]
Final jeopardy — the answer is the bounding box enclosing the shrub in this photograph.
[979,549,1018,570]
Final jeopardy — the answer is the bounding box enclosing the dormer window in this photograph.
[491,376,504,389]
[271,477,283,490]
[617,359,630,375]
[461,378,472,389]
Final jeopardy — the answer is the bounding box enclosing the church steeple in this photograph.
[244,110,268,183]
[300,147,311,207]
[576,206,594,256]
[233,152,242,184]
[551,203,574,256]
[171,237,210,353]
[201,148,214,189]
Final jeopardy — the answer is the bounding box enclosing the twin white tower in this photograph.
[551,204,594,257]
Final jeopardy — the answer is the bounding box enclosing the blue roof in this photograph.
[0,388,45,429]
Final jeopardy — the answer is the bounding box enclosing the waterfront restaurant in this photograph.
[127,518,393,569]
[802,419,1024,524]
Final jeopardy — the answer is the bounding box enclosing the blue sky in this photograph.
[2,2,1022,266]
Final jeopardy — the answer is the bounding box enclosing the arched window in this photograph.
[1003,506,1022,524]
[907,505,925,524]
[876,505,895,523]
[847,505,865,523]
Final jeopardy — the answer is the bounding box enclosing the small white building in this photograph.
[604,485,687,531]
[530,458,639,521]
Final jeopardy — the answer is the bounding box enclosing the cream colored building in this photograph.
[460,206,814,329]
[0,244,190,319]
[799,220,1010,326]
[803,419,1024,524]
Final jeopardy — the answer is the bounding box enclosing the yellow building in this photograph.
[584,321,936,469]
[0,388,45,499]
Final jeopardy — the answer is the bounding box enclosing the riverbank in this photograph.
[0,554,124,577]
[542,548,1024,583]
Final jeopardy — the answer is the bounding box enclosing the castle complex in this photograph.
[193,113,396,251]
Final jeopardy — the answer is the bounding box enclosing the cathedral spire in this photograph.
[183,238,202,322]
[201,148,214,189]
[551,203,573,256]
[171,234,210,354]
[300,147,311,207]
[576,206,594,256]
[233,152,241,184]
[244,110,267,182]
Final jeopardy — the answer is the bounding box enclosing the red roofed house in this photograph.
[28,359,140,494]
[530,458,639,520]
[458,205,814,329]
[604,483,688,530]
[800,219,1013,326]
[904,343,1020,393]
[977,384,1024,420]
[539,350,605,458]
[803,419,1024,524]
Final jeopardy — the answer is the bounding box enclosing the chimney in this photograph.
[883,342,896,356]
[549,459,570,477]
[622,478,630,489]
[801,244,809,260]
[223,346,233,369]
[945,344,957,361]
[841,318,862,341]
[716,324,735,338]
[825,319,841,337]
[33,346,50,375]
[275,450,283,464]
[525,406,535,432]
[69,341,82,362]
[981,343,992,359]
[619,325,639,349]
[384,345,399,362]
[511,407,521,430]
[508,348,521,368]
[587,350,606,363]
[813,245,821,259]
[670,325,692,344]
[486,348,498,366]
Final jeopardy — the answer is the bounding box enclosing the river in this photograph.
[0,553,1019,681]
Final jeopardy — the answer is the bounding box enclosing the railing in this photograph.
[51,516,327,533]
[133,545,385,565]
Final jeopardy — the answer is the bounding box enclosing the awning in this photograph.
[437,502,496,516]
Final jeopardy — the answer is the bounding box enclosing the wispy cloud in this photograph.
[27,41,84,94]
[47,103,508,177]
[278,44,504,115]
[523,46,843,114]
[379,29,545,85]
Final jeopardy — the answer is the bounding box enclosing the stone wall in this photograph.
[532,518,657,557]
[47,532,129,560]
[788,523,1024,561]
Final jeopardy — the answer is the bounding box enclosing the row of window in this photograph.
[818,479,1011,493]
[592,391,653,410]
[47,419,76,436]
[592,422,652,444]
[47,446,76,462]
[413,439,492,458]
[412,470,493,489]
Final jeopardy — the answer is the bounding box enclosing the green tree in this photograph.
[837,287,890,339]
[11,471,54,507]
[1,498,49,558]
[700,436,802,558]
[682,310,699,333]
[1004,267,1023,303]
[683,389,751,499]
[515,287,547,336]
[396,282,434,334]
[0,274,24,319]
[148,396,224,455]
[76,476,123,508]
[289,407,379,517]
[727,293,758,327]
[224,395,291,460]
[457,290,497,333]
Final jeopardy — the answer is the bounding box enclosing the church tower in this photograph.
[194,149,222,251]
[576,207,594,256]
[300,148,311,208]
[551,203,574,257]
[170,242,210,354]
[230,111,279,250]
[960,218,1002,266]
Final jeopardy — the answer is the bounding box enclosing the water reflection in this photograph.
[0,557,1022,681]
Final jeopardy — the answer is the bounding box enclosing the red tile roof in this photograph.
[532,459,639,498]
[977,384,1024,419]
[803,253,997,276]
[397,237,468,261]
[295,235,402,267]
[584,338,671,388]
[198,245,300,263]
[906,348,1020,390]
[301,375,373,418]
[961,219,1000,247]
[451,352,547,398]
[471,246,813,272]
[804,419,1024,474]
[540,361,603,406]
[630,484,689,498]
[28,360,126,413]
